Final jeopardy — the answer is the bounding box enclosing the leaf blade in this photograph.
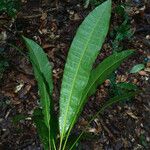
[71,50,134,126]
[99,91,137,113]
[85,50,134,98]
[23,36,53,127]
[130,63,145,73]
[59,0,112,138]
[116,82,138,91]
[23,37,56,149]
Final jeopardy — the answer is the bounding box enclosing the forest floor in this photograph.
[0,0,150,150]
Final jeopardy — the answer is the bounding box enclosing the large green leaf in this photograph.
[59,0,112,139]
[22,37,53,94]
[23,37,56,149]
[69,50,134,130]
[23,36,53,127]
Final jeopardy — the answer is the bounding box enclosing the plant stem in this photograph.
[52,139,57,150]
[62,135,68,150]
[69,107,105,150]
[70,92,137,149]
[49,126,51,150]
[62,96,88,149]
[62,124,73,150]
[58,137,63,150]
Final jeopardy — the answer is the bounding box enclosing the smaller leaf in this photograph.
[70,91,138,150]
[84,0,90,8]
[117,82,138,91]
[23,36,57,149]
[12,114,27,125]
[100,91,137,113]
[130,64,145,73]
[83,50,134,100]
[64,133,80,150]
[114,5,125,16]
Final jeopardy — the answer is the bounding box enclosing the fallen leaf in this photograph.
[40,12,47,20]
[130,64,145,73]
[88,128,97,133]
[145,68,150,72]
[73,13,80,21]
[15,83,24,93]
[146,62,150,67]
[138,71,149,76]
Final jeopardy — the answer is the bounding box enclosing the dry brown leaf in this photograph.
[138,71,149,76]
[40,12,47,20]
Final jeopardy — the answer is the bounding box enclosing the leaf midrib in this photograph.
[60,6,107,138]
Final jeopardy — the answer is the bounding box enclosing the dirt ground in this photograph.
[0,0,150,149]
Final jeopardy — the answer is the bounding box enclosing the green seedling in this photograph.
[130,63,145,73]
[0,0,20,17]
[23,0,136,149]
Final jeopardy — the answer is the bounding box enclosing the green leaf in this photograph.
[84,0,90,8]
[99,91,137,113]
[117,82,138,91]
[130,63,145,73]
[114,5,125,16]
[0,0,20,17]
[69,91,137,150]
[22,37,53,94]
[12,114,27,125]
[23,36,53,127]
[84,50,134,98]
[23,37,57,150]
[69,50,134,130]
[59,0,112,139]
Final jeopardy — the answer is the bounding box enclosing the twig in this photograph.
[99,119,115,140]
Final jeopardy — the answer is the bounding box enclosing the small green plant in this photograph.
[111,3,134,52]
[108,3,135,96]
[130,63,145,73]
[0,0,20,17]
[23,0,136,149]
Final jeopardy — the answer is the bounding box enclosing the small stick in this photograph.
[100,119,115,140]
